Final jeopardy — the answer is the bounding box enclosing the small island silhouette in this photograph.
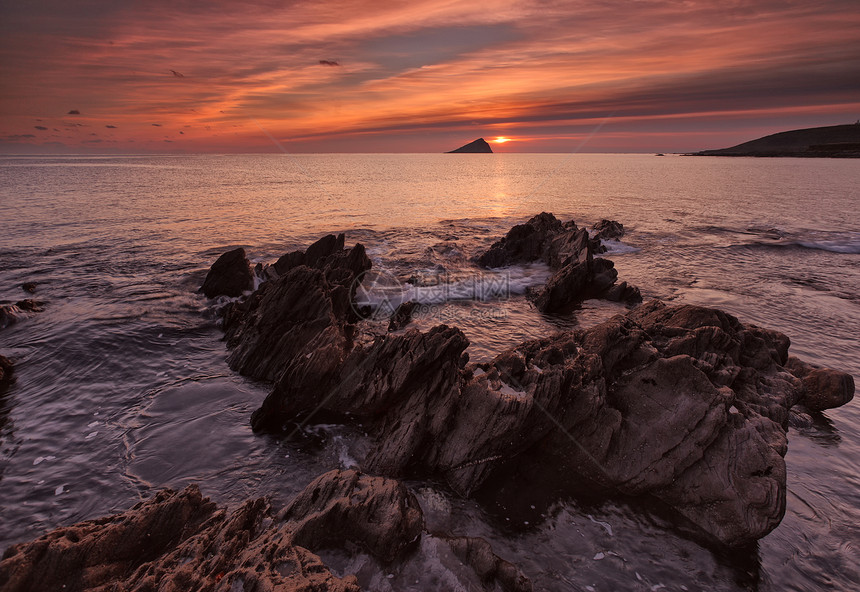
[446,138,493,153]
[691,123,860,157]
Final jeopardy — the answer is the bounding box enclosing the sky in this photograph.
[1,0,859,153]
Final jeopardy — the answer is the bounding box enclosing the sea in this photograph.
[0,153,858,591]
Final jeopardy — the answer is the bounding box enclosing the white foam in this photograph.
[601,239,641,254]
[54,484,65,496]
[588,514,613,536]
[796,239,860,254]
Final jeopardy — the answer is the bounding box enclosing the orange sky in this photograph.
[1,0,859,153]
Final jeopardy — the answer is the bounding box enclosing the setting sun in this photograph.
[492,137,512,144]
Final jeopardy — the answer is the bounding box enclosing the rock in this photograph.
[0,354,12,392]
[785,356,855,411]
[592,219,625,241]
[478,213,641,311]
[272,249,305,275]
[248,300,852,547]
[445,536,533,592]
[0,470,426,592]
[446,138,493,153]
[304,233,345,266]
[0,301,45,330]
[477,212,565,268]
[200,247,253,298]
[20,283,36,294]
[223,241,371,384]
[388,300,418,331]
[283,470,423,563]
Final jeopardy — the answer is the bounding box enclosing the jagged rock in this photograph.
[200,247,253,298]
[785,356,855,411]
[444,536,533,592]
[388,300,418,331]
[248,299,852,547]
[273,249,305,275]
[0,354,12,392]
[592,219,625,241]
[223,241,371,384]
[0,470,427,592]
[478,213,641,311]
[477,212,565,268]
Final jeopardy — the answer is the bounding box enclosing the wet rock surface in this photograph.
[200,247,254,298]
[0,354,12,392]
[211,224,853,553]
[477,213,641,311]
[0,469,526,592]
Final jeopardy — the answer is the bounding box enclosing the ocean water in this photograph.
[0,153,858,591]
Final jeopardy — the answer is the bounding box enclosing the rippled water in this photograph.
[1,154,858,591]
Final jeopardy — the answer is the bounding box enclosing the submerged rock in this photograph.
[0,469,527,591]
[0,300,46,330]
[20,283,36,294]
[200,247,254,298]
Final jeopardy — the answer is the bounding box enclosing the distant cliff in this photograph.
[691,124,860,157]
[446,138,493,153]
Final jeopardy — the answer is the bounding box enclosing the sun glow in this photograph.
[492,137,512,143]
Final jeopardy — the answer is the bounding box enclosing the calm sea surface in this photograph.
[1,154,858,591]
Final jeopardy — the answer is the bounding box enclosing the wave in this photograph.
[795,239,860,254]
[600,239,641,255]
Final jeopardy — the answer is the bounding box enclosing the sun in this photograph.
[492,136,511,144]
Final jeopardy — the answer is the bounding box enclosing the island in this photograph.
[446,138,493,153]
[690,123,860,157]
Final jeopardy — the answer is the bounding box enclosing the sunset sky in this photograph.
[1,0,859,153]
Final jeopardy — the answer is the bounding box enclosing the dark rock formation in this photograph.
[20,283,36,294]
[691,123,860,158]
[223,239,371,384]
[0,469,528,592]
[200,247,253,298]
[0,471,417,592]
[477,213,641,312]
[447,138,493,153]
[444,536,533,592]
[785,356,855,411]
[477,212,566,268]
[388,300,418,331]
[592,219,624,241]
[0,354,13,392]
[247,296,853,547]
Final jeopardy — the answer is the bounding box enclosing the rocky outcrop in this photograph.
[221,238,371,383]
[0,469,530,592]
[447,138,493,153]
[0,470,423,592]
[20,283,36,294]
[592,219,625,241]
[784,356,855,411]
[476,213,640,312]
[200,247,254,298]
[246,295,853,547]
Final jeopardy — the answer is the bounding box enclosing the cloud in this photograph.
[1,0,858,151]
[35,125,48,130]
